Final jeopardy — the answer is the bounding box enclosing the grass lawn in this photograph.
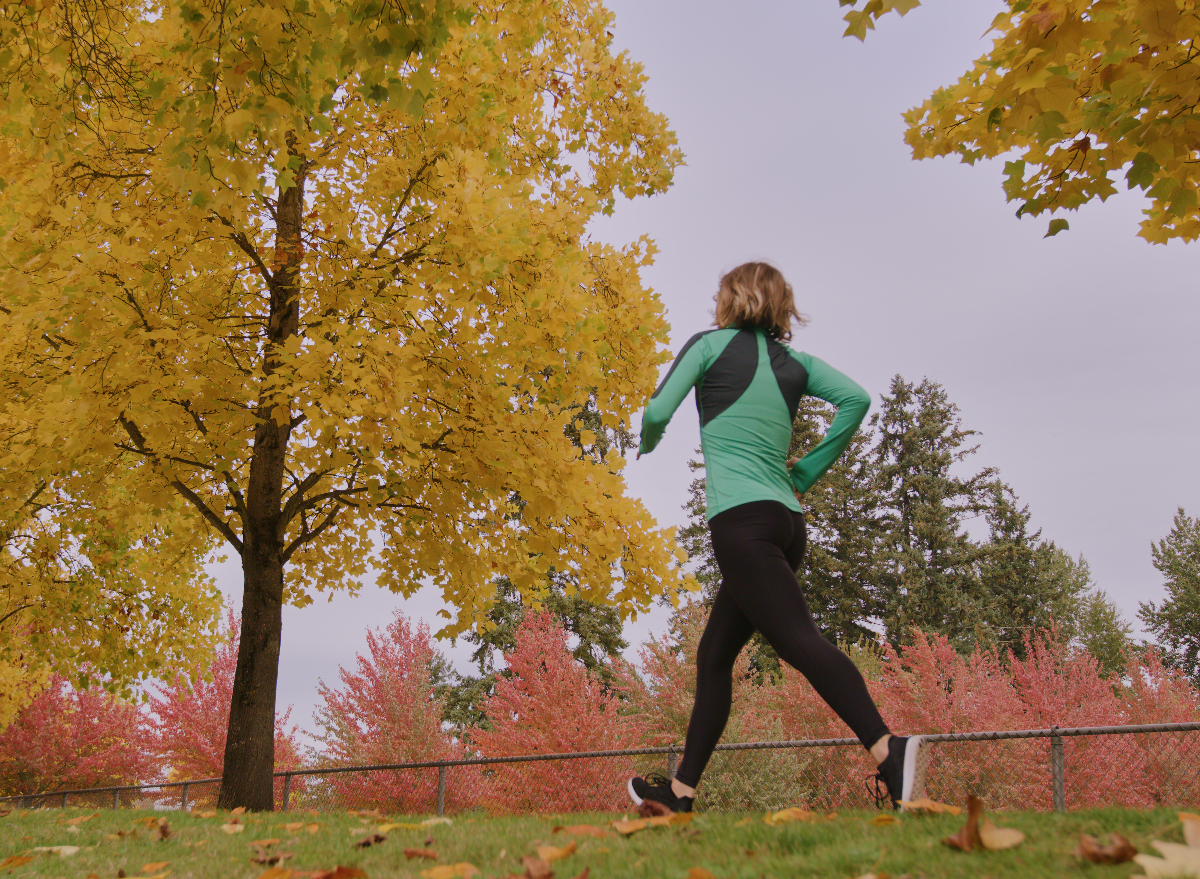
[0,803,1189,878]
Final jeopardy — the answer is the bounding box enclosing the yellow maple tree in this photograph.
[839,0,1200,242]
[0,0,685,808]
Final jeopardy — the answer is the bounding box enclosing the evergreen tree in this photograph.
[1139,508,1200,684]
[1073,590,1134,680]
[675,451,722,603]
[787,398,886,646]
[872,377,995,649]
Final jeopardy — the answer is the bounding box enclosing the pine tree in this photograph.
[872,377,995,648]
[1073,590,1134,680]
[788,398,886,646]
[1139,508,1200,684]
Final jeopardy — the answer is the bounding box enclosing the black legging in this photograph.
[674,500,891,788]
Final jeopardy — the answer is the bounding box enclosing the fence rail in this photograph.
[5,722,1199,815]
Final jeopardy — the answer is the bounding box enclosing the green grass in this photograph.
[0,804,1189,878]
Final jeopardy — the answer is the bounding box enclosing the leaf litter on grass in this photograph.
[1075,832,1138,864]
[942,795,1025,853]
[1133,812,1200,877]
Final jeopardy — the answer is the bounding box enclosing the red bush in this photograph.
[0,674,155,797]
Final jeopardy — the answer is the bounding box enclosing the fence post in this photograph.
[181,783,190,812]
[436,766,447,817]
[1050,726,1065,812]
[281,774,292,813]
[667,745,677,780]
[61,792,68,809]
[112,788,119,810]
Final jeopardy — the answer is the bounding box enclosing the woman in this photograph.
[627,262,926,813]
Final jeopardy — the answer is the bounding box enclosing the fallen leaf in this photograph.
[421,817,453,827]
[67,825,81,834]
[353,808,381,818]
[405,848,438,860]
[134,817,160,829]
[143,874,170,879]
[253,868,295,879]
[252,838,283,847]
[0,856,34,869]
[611,818,648,835]
[31,846,84,856]
[197,810,217,818]
[419,864,480,879]
[1134,840,1200,877]
[221,823,246,834]
[1181,812,1200,848]
[552,825,606,839]
[63,813,100,826]
[899,798,962,815]
[568,870,589,879]
[118,870,127,878]
[637,800,673,818]
[871,814,900,826]
[536,840,576,862]
[354,833,387,848]
[648,812,693,828]
[143,862,170,873]
[251,846,295,867]
[519,856,551,879]
[942,795,983,852]
[0,808,10,818]
[283,822,305,833]
[979,817,1025,851]
[158,820,171,841]
[733,817,754,827]
[686,869,716,879]
[296,869,367,879]
[764,807,817,826]
[231,807,247,816]
[306,823,320,834]
[1076,832,1137,864]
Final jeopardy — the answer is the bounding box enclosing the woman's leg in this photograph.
[672,581,755,789]
[709,501,891,751]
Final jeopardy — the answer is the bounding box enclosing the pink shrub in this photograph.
[472,610,646,813]
[146,609,303,807]
[0,675,155,797]
[311,611,460,813]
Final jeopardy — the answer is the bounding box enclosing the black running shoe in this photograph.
[626,772,693,813]
[870,735,929,811]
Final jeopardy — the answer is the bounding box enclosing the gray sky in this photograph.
[215,0,1200,733]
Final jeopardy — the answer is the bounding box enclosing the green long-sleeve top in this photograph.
[638,327,871,520]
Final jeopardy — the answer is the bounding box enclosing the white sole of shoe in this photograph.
[899,735,929,810]
[626,777,643,807]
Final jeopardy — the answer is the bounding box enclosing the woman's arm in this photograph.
[638,332,711,456]
[787,352,871,493]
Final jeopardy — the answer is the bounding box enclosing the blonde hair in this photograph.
[713,261,807,340]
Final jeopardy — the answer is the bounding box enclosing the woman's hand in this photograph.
[787,456,803,503]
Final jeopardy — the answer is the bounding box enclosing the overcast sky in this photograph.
[214,0,1200,734]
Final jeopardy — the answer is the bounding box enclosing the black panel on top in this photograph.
[698,329,758,427]
[766,338,809,420]
[650,329,717,400]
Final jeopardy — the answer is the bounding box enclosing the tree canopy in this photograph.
[0,0,686,807]
[839,0,1200,242]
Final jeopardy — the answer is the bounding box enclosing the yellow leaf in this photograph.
[221,823,246,834]
[1180,812,1200,848]
[253,868,295,879]
[536,840,576,861]
[142,863,170,873]
[251,838,281,847]
[1134,841,1200,877]
[871,814,900,826]
[978,818,1025,851]
[900,798,962,815]
[419,863,480,879]
[764,807,817,826]
[611,818,648,835]
[687,869,716,879]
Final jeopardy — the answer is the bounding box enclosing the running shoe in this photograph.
[626,773,694,813]
[870,735,930,811]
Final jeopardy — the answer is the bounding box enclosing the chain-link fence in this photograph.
[5,722,1198,815]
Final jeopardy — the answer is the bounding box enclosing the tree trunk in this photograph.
[218,151,306,811]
